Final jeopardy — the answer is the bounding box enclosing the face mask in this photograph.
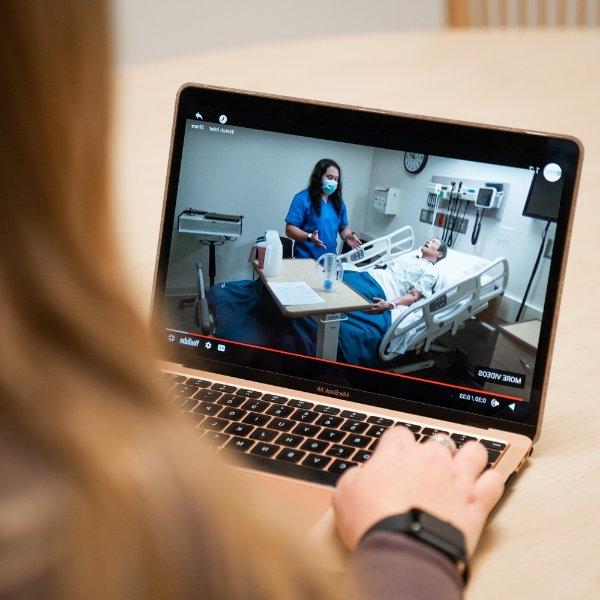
[321,178,338,196]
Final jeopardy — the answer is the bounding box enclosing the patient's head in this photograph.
[421,238,447,263]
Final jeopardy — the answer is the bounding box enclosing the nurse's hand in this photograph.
[346,233,362,249]
[309,230,326,248]
[365,297,393,313]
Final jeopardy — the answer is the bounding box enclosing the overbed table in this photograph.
[114,29,600,599]
[254,258,371,361]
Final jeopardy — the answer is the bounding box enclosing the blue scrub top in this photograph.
[285,188,349,259]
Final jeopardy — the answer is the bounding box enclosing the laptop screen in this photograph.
[154,85,580,437]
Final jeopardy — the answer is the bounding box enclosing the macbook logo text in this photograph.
[317,385,350,399]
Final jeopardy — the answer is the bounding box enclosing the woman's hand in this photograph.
[365,297,393,313]
[346,233,362,249]
[309,230,326,248]
[333,427,504,556]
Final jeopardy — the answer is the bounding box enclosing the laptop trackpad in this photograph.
[237,469,349,572]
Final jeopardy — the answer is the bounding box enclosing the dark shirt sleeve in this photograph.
[350,530,463,600]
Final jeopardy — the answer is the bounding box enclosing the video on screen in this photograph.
[163,119,561,403]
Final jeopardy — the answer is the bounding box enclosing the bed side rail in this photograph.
[339,226,414,271]
[379,257,509,360]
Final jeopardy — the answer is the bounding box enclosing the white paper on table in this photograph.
[268,281,324,306]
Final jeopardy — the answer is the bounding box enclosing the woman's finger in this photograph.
[453,441,488,482]
[373,425,416,457]
[473,469,505,513]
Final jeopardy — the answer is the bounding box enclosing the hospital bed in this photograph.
[338,226,509,364]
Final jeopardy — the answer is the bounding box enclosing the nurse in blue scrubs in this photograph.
[284,158,362,258]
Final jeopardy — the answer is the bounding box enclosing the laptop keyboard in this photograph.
[165,372,509,485]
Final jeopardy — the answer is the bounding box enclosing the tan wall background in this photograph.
[112,0,445,64]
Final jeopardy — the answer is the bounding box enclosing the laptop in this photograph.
[152,83,581,549]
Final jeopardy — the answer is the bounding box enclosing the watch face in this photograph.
[404,151,428,174]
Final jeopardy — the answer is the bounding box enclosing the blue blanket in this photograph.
[208,271,391,367]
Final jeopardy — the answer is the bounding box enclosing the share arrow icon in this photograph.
[195,112,203,119]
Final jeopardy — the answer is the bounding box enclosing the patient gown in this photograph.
[208,271,391,367]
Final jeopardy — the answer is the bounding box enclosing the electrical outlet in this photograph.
[498,225,514,243]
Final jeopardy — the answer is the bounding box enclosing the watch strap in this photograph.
[361,510,469,584]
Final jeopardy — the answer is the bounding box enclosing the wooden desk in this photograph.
[114,30,600,599]
[254,258,371,360]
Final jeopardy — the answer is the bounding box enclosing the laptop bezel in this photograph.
[150,83,582,442]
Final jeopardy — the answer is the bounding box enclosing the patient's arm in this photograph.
[365,288,423,314]
[393,287,423,307]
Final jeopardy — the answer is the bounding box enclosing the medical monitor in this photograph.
[153,85,581,440]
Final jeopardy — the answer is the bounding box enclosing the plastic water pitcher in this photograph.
[263,230,283,277]
[317,252,343,292]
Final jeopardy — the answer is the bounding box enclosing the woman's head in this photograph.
[308,158,343,215]
[0,4,344,600]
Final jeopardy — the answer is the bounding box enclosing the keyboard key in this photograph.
[365,425,387,438]
[290,410,318,423]
[288,399,315,409]
[219,408,247,422]
[480,439,507,452]
[486,449,501,463]
[318,428,346,443]
[276,448,306,463]
[185,377,211,388]
[203,417,228,431]
[314,404,340,415]
[419,435,432,444]
[194,389,222,402]
[451,433,478,445]
[268,418,295,432]
[226,437,255,452]
[217,394,245,407]
[225,422,254,437]
[236,388,262,399]
[250,428,278,443]
[354,450,372,463]
[204,432,230,447]
[275,433,303,448]
[251,443,279,458]
[369,439,379,451]
[193,402,223,416]
[395,422,422,433]
[340,410,366,421]
[292,424,320,437]
[177,397,198,411]
[185,413,205,426]
[300,439,329,453]
[327,445,355,459]
[242,412,271,427]
[163,372,186,384]
[422,428,449,436]
[341,420,368,434]
[344,434,370,448]
[302,454,332,469]
[316,415,343,428]
[172,383,200,397]
[262,394,287,404]
[211,383,236,393]
[266,404,294,418]
[241,399,269,413]
[367,416,394,426]
[328,460,357,474]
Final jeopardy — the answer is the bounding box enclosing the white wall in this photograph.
[362,149,552,319]
[112,0,444,65]
[166,123,374,290]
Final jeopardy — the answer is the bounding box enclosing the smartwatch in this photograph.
[361,509,469,583]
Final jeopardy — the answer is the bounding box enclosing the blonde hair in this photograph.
[0,3,345,598]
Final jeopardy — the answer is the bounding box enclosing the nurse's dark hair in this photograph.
[308,158,343,215]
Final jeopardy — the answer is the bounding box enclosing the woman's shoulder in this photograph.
[292,188,310,203]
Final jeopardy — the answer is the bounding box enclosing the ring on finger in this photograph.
[430,433,457,456]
